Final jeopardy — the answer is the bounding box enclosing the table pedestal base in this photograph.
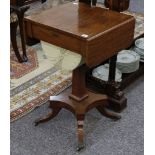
[35,87,121,151]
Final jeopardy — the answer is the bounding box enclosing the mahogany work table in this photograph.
[24,2,135,150]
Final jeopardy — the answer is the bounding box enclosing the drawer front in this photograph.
[31,24,85,56]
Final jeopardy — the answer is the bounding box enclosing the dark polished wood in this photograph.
[79,0,91,5]
[11,0,17,5]
[11,5,30,62]
[79,0,97,6]
[10,21,23,62]
[107,54,127,112]
[17,5,30,61]
[104,0,129,111]
[104,0,130,12]
[86,74,127,112]
[10,0,46,6]
[25,2,135,150]
[10,0,47,61]
[108,55,117,81]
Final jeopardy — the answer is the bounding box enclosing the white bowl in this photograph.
[117,50,140,64]
[92,64,122,82]
[116,50,140,73]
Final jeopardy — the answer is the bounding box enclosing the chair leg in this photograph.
[18,13,28,62]
[10,22,23,63]
[79,0,91,5]
[41,0,46,3]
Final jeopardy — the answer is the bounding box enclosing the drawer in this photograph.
[31,24,85,56]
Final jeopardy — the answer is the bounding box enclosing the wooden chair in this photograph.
[11,0,46,6]
[10,5,30,62]
[10,0,47,63]
[104,0,130,11]
[79,0,130,11]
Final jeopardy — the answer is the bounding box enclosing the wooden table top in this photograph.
[25,2,135,67]
[25,2,133,40]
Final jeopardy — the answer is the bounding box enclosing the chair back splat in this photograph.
[104,0,130,12]
[79,0,130,11]
[79,0,97,6]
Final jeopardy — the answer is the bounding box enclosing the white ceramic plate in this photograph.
[92,64,122,82]
[117,50,140,64]
[135,38,144,50]
[116,50,140,73]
